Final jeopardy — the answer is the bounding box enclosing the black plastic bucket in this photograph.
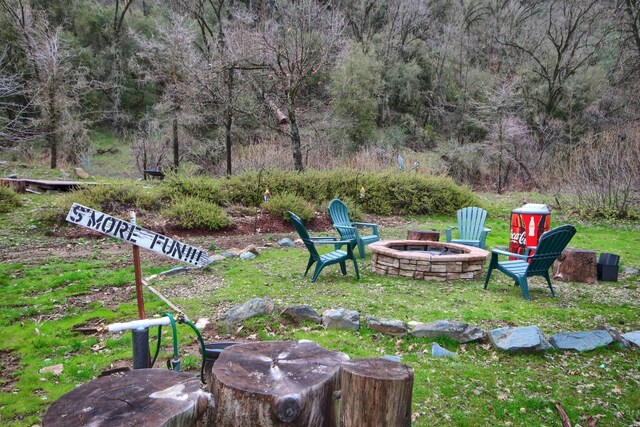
[201,342,239,384]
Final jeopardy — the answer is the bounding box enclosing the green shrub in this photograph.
[162,173,226,204]
[263,192,315,222]
[0,187,22,213]
[163,197,231,230]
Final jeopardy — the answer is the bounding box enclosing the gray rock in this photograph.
[219,297,275,324]
[209,254,226,262]
[621,267,639,276]
[365,315,408,337]
[382,355,402,363]
[621,331,640,348]
[241,244,260,256]
[0,161,7,166]
[549,330,614,352]
[278,238,295,247]
[431,342,458,358]
[5,173,17,179]
[322,308,360,331]
[28,225,38,230]
[221,251,236,258]
[410,320,485,343]
[489,326,552,353]
[239,252,257,260]
[74,167,90,179]
[281,305,321,324]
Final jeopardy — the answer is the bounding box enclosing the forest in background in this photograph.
[0,0,639,217]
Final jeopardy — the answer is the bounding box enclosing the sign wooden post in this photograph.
[66,203,211,318]
[130,211,146,319]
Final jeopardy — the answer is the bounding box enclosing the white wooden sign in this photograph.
[66,203,211,268]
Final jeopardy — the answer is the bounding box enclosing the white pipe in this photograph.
[107,317,172,333]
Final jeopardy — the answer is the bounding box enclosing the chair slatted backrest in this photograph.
[328,199,357,240]
[526,225,577,276]
[457,207,488,240]
[288,212,320,258]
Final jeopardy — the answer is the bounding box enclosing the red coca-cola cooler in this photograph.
[509,203,551,260]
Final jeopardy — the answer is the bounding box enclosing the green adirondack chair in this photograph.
[445,206,491,249]
[327,199,380,259]
[288,212,360,282]
[483,224,576,300]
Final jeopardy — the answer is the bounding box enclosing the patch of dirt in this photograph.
[0,349,21,392]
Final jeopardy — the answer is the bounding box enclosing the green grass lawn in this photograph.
[0,191,639,426]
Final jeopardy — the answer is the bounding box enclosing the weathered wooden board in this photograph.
[43,369,213,427]
[66,203,210,267]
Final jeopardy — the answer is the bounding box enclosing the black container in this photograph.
[597,253,619,282]
[201,342,239,384]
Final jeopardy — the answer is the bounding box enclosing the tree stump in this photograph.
[209,340,348,426]
[339,358,414,427]
[43,368,212,427]
[552,248,597,283]
[407,229,440,242]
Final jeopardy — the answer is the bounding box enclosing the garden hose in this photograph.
[178,314,208,384]
[163,312,180,371]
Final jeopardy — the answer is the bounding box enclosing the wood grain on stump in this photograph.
[340,358,414,427]
[43,368,212,427]
[407,229,440,242]
[209,340,349,427]
[553,248,597,283]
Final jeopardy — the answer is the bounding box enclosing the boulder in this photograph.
[209,254,226,262]
[281,305,321,324]
[365,315,407,337]
[239,252,256,260]
[621,331,640,348]
[278,238,295,247]
[549,330,614,352]
[74,167,90,179]
[410,320,485,343]
[240,244,260,256]
[552,248,597,283]
[489,326,552,353]
[39,364,64,376]
[219,297,275,324]
[431,342,458,358]
[322,308,360,331]
[221,251,236,258]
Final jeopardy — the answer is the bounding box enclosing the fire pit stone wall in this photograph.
[369,240,489,281]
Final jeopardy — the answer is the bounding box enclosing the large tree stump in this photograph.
[407,229,440,242]
[339,358,414,427]
[43,368,212,427]
[209,340,348,426]
[552,248,597,283]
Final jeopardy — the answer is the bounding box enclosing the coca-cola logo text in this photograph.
[510,231,526,245]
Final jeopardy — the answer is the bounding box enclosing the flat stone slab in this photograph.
[431,342,458,358]
[365,315,408,336]
[410,320,485,343]
[489,326,552,353]
[549,330,614,352]
[219,297,275,324]
[322,308,360,331]
[281,305,321,324]
[621,331,640,348]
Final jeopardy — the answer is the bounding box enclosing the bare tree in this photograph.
[0,54,38,147]
[252,0,345,171]
[111,0,134,139]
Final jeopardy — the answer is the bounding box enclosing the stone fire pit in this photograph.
[369,240,489,281]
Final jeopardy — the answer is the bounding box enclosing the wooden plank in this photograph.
[66,203,211,268]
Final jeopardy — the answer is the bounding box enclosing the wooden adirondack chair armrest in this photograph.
[334,224,361,237]
[490,248,531,260]
[524,246,537,256]
[445,226,457,241]
[315,239,356,246]
[352,222,379,235]
[482,228,491,233]
[309,236,338,242]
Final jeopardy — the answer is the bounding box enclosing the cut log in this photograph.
[43,368,212,427]
[339,358,414,427]
[209,340,349,426]
[407,229,440,242]
[552,248,597,283]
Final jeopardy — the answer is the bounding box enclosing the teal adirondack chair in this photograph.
[484,224,576,300]
[445,206,491,249]
[327,199,380,259]
[288,212,360,282]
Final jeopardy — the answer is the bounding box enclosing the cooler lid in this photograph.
[512,203,550,214]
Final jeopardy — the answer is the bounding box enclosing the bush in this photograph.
[163,197,231,230]
[0,187,22,213]
[162,173,226,204]
[263,192,315,222]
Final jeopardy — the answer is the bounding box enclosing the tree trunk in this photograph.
[287,108,304,171]
[225,67,233,176]
[43,368,213,427]
[112,29,124,139]
[47,81,59,169]
[209,341,348,426]
[553,248,597,284]
[172,114,179,169]
[339,358,414,427]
